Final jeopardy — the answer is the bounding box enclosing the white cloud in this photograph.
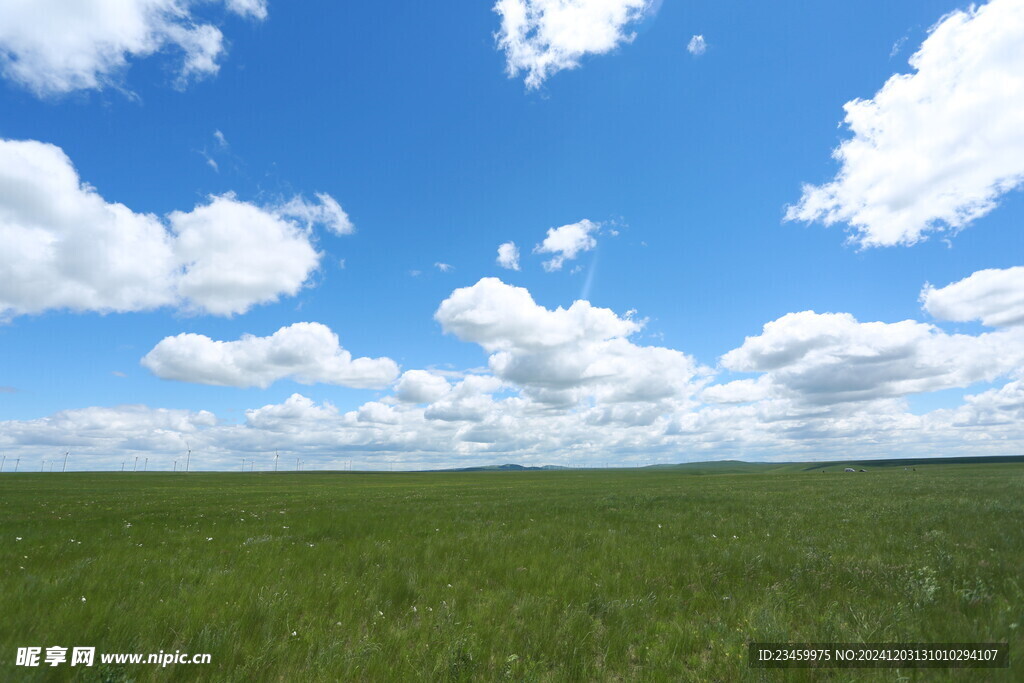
[435,278,706,406]
[0,137,346,319]
[717,310,1024,406]
[921,266,1024,328]
[0,404,217,454]
[701,376,771,404]
[496,241,521,270]
[225,0,268,21]
[275,193,353,237]
[950,379,1024,427]
[687,35,706,56]
[494,0,651,89]
[0,138,177,316]
[436,277,638,353]
[141,322,399,389]
[7,277,1024,470]
[0,0,265,96]
[435,262,453,273]
[169,195,322,316]
[786,0,1024,247]
[395,370,452,404]
[358,401,400,425]
[534,219,599,271]
[244,393,338,430]
[7,373,1024,470]
[424,375,504,422]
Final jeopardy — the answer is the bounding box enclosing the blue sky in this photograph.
[1,0,1023,470]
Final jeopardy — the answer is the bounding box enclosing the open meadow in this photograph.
[2,459,1022,681]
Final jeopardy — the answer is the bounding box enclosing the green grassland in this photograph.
[1,459,1022,681]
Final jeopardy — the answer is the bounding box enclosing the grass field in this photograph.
[2,459,1022,681]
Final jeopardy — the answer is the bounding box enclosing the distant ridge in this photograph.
[427,454,1024,473]
[437,463,570,472]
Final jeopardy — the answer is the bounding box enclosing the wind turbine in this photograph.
[121,461,125,472]
[144,457,148,472]
[1,452,5,472]
[14,458,19,472]
[133,456,139,472]
[296,457,300,471]
[274,451,279,472]
[173,459,177,472]
[62,451,69,472]
[41,460,46,472]
[241,458,247,472]
[185,441,192,472]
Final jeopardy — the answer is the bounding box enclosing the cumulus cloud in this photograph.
[141,322,399,389]
[436,278,706,406]
[7,374,1024,470]
[950,379,1024,427]
[436,277,638,353]
[687,35,706,56]
[717,310,1024,406]
[496,241,521,270]
[8,279,1024,468]
[701,376,771,405]
[786,0,1024,247]
[921,266,1024,328]
[0,137,347,319]
[169,195,323,316]
[0,404,217,455]
[0,0,266,96]
[244,393,339,431]
[7,276,1024,470]
[424,375,504,422]
[395,370,452,404]
[494,0,651,88]
[534,219,599,271]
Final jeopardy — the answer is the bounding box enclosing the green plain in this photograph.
[1,459,1022,681]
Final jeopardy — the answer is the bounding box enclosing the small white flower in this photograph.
[711,534,717,538]
[282,526,289,529]
[657,524,662,529]
[206,537,213,541]
[291,631,297,636]
[81,596,86,602]
[16,537,22,541]
[412,606,417,612]
[732,535,738,539]
[125,523,132,528]
[378,610,384,616]
[447,583,452,588]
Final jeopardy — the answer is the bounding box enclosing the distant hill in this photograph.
[427,455,1024,473]
[438,463,571,472]
[793,454,1024,471]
